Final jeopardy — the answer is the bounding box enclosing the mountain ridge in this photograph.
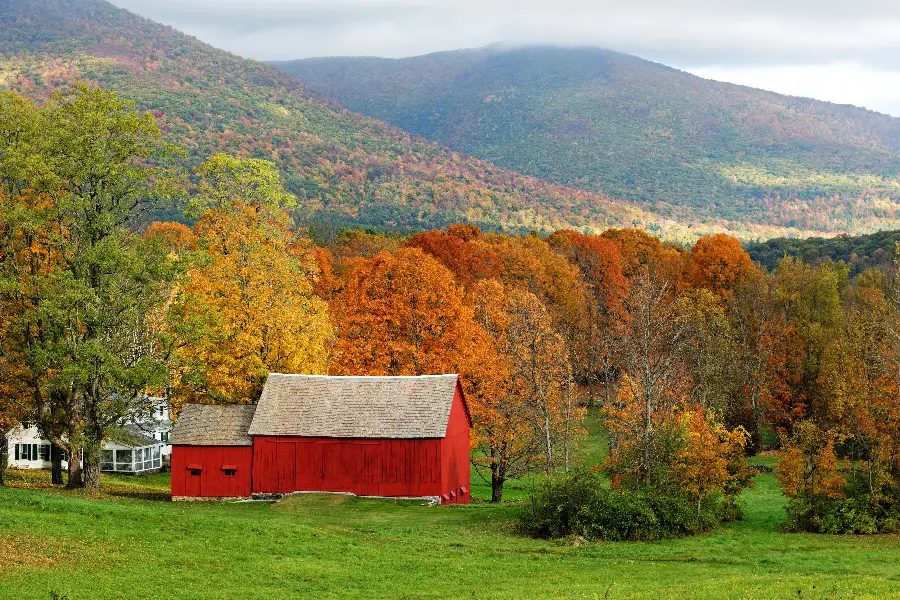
[0,0,686,238]
[273,45,900,237]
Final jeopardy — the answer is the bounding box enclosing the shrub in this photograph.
[519,470,735,541]
[785,495,900,534]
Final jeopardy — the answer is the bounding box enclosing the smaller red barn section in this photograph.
[170,404,256,500]
[249,374,471,504]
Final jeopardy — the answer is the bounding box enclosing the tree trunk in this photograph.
[83,443,102,491]
[491,470,505,503]
[64,397,84,489]
[50,444,64,485]
[0,432,8,487]
[66,448,83,489]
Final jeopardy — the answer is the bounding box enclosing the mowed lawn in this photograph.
[1,417,899,599]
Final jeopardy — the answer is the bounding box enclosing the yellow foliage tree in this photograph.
[168,156,332,411]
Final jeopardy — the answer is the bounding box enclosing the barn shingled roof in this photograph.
[248,374,460,439]
[170,404,256,446]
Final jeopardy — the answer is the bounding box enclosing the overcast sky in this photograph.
[110,0,900,117]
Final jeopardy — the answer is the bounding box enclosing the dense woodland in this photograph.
[278,46,900,238]
[746,229,900,277]
[2,88,899,537]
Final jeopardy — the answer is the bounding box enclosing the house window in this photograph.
[16,444,37,461]
[101,450,114,471]
[116,449,133,472]
[38,445,50,461]
[160,431,169,444]
[152,446,161,469]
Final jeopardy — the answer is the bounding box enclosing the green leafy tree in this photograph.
[0,85,185,490]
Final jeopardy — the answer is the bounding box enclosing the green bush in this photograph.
[784,495,900,534]
[519,470,734,541]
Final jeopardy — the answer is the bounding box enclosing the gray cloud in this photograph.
[108,0,900,115]
[108,0,900,65]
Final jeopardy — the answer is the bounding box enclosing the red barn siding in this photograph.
[252,436,444,497]
[440,386,472,504]
[171,445,252,498]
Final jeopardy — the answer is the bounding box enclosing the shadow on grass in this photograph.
[4,467,172,502]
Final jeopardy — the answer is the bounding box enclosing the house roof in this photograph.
[107,425,158,448]
[170,404,257,446]
[248,374,460,439]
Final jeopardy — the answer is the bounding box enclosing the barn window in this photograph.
[222,465,237,477]
[187,463,203,476]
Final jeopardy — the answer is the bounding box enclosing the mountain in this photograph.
[0,1,671,238]
[273,46,900,237]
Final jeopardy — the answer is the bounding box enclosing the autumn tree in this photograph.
[169,155,332,410]
[0,86,184,490]
[548,230,627,405]
[405,224,501,288]
[673,407,750,512]
[329,247,482,376]
[687,234,759,299]
[777,421,846,527]
[468,279,584,499]
[676,289,740,414]
[467,280,539,501]
[612,265,689,484]
[143,221,195,255]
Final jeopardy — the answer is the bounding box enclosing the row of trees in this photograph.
[2,87,898,526]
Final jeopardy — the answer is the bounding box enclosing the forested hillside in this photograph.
[746,229,900,276]
[276,46,900,237]
[0,0,666,236]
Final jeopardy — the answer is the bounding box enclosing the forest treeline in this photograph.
[1,88,899,536]
[746,229,900,277]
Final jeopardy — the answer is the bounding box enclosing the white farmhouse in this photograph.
[5,397,173,474]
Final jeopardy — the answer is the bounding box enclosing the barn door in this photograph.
[275,442,296,494]
[295,442,324,491]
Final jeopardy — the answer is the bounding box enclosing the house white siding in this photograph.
[5,396,173,473]
[6,426,66,470]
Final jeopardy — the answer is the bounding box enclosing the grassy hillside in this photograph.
[0,1,669,237]
[3,457,900,599]
[275,46,900,237]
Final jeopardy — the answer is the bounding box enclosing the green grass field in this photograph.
[1,419,899,599]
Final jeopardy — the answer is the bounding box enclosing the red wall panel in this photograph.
[252,436,445,497]
[440,385,472,504]
[171,445,253,498]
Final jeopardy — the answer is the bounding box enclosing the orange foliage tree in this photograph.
[143,221,195,255]
[548,230,628,404]
[468,279,584,499]
[687,234,759,299]
[405,224,501,289]
[329,247,484,376]
[673,407,751,511]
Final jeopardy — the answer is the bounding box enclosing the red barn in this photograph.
[170,404,256,499]
[170,374,471,504]
[170,404,257,500]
